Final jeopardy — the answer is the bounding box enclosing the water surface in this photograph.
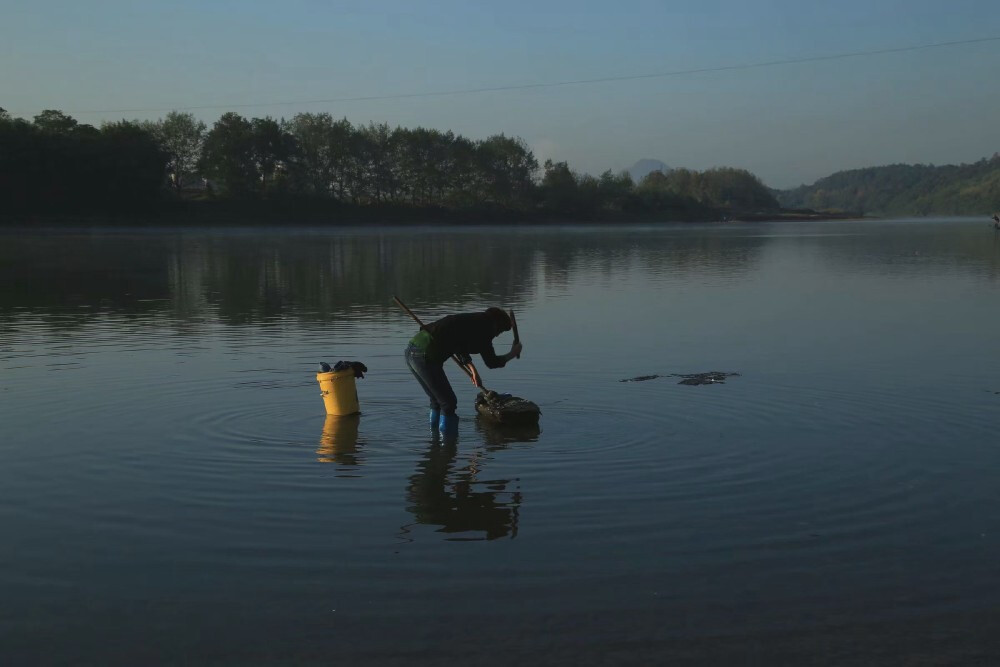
[2,220,1000,665]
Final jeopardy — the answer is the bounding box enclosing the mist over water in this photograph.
[2,220,1000,664]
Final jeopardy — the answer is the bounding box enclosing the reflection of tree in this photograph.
[537,230,767,287]
[803,223,1000,282]
[0,233,174,317]
[194,232,539,325]
[405,438,522,541]
[2,227,781,330]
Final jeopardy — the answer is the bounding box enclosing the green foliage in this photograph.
[0,110,166,213]
[148,111,207,192]
[778,157,1000,215]
[33,109,82,134]
[635,170,700,213]
[197,112,295,197]
[698,168,778,209]
[540,160,580,212]
[250,116,294,193]
[598,170,635,212]
[637,167,777,210]
[2,106,791,222]
[274,118,538,210]
[199,112,259,196]
[95,121,168,205]
[354,121,397,203]
[285,113,354,197]
[474,134,538,208]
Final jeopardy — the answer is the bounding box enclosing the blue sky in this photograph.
[2,0,999,187]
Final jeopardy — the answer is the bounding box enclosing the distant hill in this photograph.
[777,155,1000,216]
[628,159,670,183]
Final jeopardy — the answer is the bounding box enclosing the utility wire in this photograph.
[17,35,1000,116]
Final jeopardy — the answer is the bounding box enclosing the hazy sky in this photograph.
[3,0,1000,187]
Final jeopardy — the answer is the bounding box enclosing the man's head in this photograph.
[485,307,512,335]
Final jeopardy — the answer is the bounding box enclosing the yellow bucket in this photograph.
[316,369,360,415]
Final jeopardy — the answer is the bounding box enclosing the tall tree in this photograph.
[475,134,538,207]
[97,120,167,205]
[250,116,293,194]
[354,122,398,203]
[598,169,635,212]
[285,113,353,199]
[199,112,257,196]
[286,112,335,195]
[443,134,478,206]
[33,109,81,134]
[155,111,207,192]
[539,160,579,213]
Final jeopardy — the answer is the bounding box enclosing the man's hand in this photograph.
[468,364,483,388]
[510,342,523,359]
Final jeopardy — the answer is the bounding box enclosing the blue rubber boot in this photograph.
[438,412,459,436]
[429,408,441,427]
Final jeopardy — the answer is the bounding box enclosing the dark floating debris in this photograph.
[619,371,741,385]
[619,374,662,383]
[674,371,740,386]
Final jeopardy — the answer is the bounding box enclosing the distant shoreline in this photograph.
[0,200,865,227]
[732,208,866,222]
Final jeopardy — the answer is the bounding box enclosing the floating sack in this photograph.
[618,371,741,385]
[674,371,740,386]
[474,390,541,424]
[619,374,662,383]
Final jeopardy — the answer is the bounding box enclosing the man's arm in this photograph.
[479,341,522,369]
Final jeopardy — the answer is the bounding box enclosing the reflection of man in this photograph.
[993,213,1000,229]
[406,439,521,541]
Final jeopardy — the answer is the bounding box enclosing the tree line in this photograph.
[778,155,1000,216]
[0,107,779,220]
[0,109,166,213]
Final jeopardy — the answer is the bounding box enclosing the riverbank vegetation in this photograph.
[778,157,1000,217]
[0,108,783,224]
[7,107,993,224]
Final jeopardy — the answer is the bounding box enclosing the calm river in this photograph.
[2,220,1000,665]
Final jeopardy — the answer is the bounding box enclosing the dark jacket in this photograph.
[423,312,506,368]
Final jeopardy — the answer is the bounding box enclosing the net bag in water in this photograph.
[475,390,541,424]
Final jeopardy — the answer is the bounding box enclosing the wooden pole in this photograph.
[393,296,485,390]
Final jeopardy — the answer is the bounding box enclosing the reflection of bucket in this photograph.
[316,370,360,415]
[318,414,361,463]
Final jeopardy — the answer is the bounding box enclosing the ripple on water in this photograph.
[531,374,997,585]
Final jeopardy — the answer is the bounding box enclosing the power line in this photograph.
[15,35,1000,116]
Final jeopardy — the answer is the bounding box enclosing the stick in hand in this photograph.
[509,309,521,359]
[393,295,487,391]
